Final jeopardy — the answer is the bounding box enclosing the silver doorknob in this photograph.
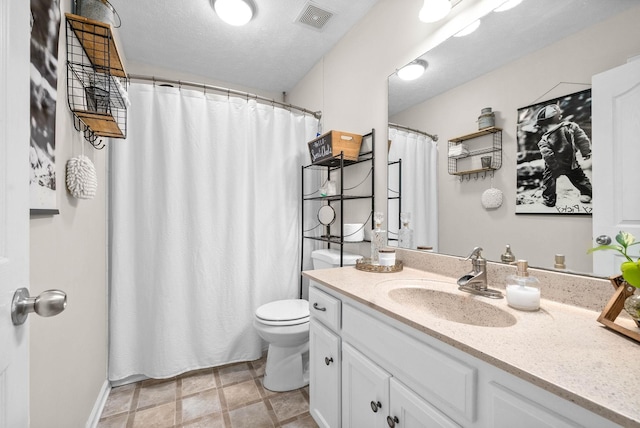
[11,287,67,326]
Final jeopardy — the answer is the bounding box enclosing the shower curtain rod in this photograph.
[389,122,438,142]
[127,74,323,120]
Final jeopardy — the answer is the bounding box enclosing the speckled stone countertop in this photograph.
[303,250,640,428]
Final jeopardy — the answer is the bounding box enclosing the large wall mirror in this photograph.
[387,0,640,275]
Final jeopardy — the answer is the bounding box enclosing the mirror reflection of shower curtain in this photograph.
[388,128,438,251]
[108,83,319,381]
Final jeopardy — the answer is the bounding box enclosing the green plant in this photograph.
[588,231,640,287]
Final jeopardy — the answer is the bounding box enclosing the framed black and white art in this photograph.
[515,89,593,215]
[30,0,61,215]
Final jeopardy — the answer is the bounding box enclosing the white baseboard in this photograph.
[85,379,111,428]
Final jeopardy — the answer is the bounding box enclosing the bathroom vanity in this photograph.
[303,250,640,428]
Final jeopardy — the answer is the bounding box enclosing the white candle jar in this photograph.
[378,249,396,266]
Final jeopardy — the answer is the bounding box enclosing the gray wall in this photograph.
[29,1,108,426]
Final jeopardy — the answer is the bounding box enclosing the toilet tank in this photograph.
[311,248,362,269]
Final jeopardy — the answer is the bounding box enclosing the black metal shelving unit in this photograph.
[387,158,402,242]
[300,129,375,297]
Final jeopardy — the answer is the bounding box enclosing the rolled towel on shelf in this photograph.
[114,77,131,107]
[448,144,469,159]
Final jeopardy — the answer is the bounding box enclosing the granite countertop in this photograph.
[303,265,640,428]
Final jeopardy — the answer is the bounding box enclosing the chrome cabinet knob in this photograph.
[11,288,67,326]
[387,415,399,427]
[370,400,382,412]
[324,356,333,366]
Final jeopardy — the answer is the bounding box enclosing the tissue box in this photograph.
[308,130,363,165]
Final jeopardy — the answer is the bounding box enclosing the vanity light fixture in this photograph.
[454,19,481,37]
[212,0,254,26]
[419,0,451,23]
[397,60,428,81]
[494,0,523,12]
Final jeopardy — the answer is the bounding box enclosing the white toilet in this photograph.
[253,248,362,392]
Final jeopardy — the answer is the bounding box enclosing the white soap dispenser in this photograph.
[506,260,540,311]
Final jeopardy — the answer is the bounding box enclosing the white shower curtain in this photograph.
[388,127,438,251]
[108,83,319,381]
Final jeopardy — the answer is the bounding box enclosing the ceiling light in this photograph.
[454,19,481,37]
[212,0,254,26]
[419,0,451,23]
[494,0,523,12]
[397,60,428,81]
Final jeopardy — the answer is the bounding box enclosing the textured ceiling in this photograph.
[388,0,640,117]
[108,0,381,94]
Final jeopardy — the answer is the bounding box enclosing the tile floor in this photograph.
[97,356,318,428]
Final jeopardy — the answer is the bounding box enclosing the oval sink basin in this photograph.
[388,287,517,328]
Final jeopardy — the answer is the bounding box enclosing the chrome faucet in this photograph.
[457,247,503,299]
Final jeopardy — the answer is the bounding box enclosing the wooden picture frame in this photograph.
[597,275,640,343]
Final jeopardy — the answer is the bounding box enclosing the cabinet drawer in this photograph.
[309,286,341,331]
[342,304,476,423]
[489,382,581,428]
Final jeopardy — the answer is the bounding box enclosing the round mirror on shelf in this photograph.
[318,205,336,226]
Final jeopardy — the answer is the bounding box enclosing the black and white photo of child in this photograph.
[515,89,593,215]
[30,0,61,212]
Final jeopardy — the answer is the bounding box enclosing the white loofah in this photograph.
[66,155,97,199]
[481,187,503,209]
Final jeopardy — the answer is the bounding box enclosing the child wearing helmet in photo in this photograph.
[535,104,592,207]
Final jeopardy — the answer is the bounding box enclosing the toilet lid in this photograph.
[255,299,310,326]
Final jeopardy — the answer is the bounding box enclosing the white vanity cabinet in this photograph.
[308,283,624,428]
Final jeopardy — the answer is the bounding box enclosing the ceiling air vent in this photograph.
[296,3,333,30]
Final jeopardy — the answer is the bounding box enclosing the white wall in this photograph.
[290,0,640,273]
[29,1,108,426]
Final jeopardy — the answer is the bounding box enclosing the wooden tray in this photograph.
[355,258,403,273]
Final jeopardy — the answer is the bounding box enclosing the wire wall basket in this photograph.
[65,14,127,149]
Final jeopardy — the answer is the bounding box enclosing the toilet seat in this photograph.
[255,299,310,326]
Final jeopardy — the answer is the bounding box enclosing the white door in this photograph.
[0,0,31,426]
[592,58,640,276]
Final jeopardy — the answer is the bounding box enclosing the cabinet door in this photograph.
[309,319,341,428]
[388,378,462,428]
[342,343,390,428]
